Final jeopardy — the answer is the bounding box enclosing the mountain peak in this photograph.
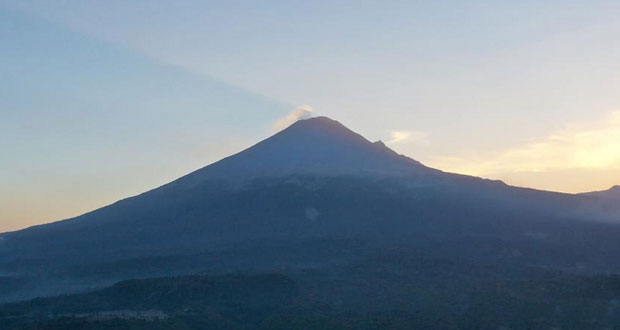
[605,185,620,198]
[293,116,341,126]
[277,116,371,148]
[174,116,433,185]
[282,116,366,141]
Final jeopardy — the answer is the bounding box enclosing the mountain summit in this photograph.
[174,116,434,186]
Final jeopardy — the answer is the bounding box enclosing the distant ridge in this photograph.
[581,185,620,199]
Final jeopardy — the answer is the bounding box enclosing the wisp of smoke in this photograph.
[274,105,314,131]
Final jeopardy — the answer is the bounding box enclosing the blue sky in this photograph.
[2,1,620,231]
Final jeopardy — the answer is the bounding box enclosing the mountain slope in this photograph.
[1,116,620,303]
[577,186,620,221]
[581,185,620,199]
[168,117,437,186]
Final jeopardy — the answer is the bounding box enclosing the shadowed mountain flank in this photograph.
[1,117,620,303]
[172,117,435,185]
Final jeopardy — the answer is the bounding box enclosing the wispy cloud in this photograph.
[431,111,620,177]
[274,105,314,131]
[386,130,429,145]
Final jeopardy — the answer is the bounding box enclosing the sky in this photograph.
[2,0,620,232]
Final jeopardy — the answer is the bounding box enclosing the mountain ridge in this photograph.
[581,185,620,196]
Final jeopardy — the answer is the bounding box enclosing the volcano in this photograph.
[1,116,620,303]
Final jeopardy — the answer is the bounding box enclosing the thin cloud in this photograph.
[386,130,429,145]
[431,111,620,176]
[274,105,314,131]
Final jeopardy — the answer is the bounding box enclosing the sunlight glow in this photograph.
[430,111,620,180]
